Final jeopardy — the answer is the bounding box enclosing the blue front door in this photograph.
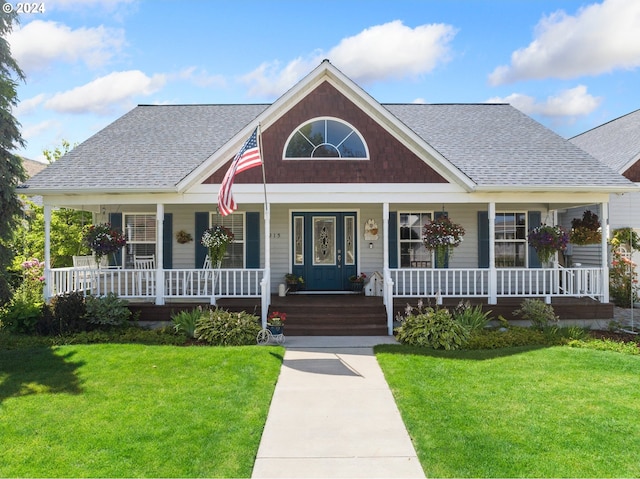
[291,212,357,291]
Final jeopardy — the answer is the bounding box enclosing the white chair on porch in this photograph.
[133,254,155,296]
[72,255,109,291]
[198,254,214,295]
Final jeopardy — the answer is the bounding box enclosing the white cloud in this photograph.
[15,93,46,116]
[175,67,227,88]
[22,119,61,143]
[487,85,601,117]
[8,20,125,73]
[241,20,457,97]
[44,70,166,114]
[329,20,457,83]
[489,0,640,85]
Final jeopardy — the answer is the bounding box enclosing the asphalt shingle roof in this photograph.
[23,102,632,192]
[569,108,640,173]
[386,103,630,187]
[24,104,268,191]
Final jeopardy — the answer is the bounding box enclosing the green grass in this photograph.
[0,343,283,478]
[376,345,640,478]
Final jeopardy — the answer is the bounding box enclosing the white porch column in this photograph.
[383,202,393,334]
[262,204,271,327]
[601,201,610,303]
[155,203,165,305]
[488,202,497,305]
[43,204,52,302]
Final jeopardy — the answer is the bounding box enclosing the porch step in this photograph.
[269,294,388,336]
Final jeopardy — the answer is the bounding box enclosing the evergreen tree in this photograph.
[0,5,26,305]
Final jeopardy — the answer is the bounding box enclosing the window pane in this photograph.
[285,119,367,159]
[345,216,355,265]
[495,212,527,268]
[210,213,245,268]
[285,131,314,157]
[399,212,433,268]
[313,217,335,265]
[294,216,304,265]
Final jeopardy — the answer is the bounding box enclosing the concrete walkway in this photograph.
[252,336,426,478]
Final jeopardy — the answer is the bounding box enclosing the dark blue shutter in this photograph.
[246,212,260,268]
[108,213,123,267]
[528,211,542,268]
[163,213,172,269]
[478,211,489,268]
[195,212,209,268]
[434,211,449,268]
[388,211,398,268]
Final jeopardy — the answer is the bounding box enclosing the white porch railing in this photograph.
[49,267,265,300]
[389,267,604,301]
[390,268,489,297]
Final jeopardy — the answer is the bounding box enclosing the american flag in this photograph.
[218,127,262,216]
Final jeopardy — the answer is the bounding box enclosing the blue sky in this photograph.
[7,0,640,162]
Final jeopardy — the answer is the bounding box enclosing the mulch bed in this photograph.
[589,330,640,344]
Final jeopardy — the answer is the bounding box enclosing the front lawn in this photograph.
[376,345,640,478]
[0,343,283,478]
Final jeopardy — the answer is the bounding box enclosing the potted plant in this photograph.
[201,225,234,267]
[527,224,569,263]
[422,215,465,268]
[570,210,601,245]
[349,272,367,292]
[284,273,304,292]
[82,223,126,267]
[267,310,286,335]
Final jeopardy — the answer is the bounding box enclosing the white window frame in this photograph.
[398,211,434,268]
[123,212,156,269]
[210,212,245,268]
[283,116,369,160]
[495,211,528,268]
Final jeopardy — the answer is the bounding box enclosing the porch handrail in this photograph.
[390,268,489,300]
[389,266,604,302]
[49,267,265,299]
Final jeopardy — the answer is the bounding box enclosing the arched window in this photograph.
[284,118,368,160]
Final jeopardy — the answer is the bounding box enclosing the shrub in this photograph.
[194,308,262,346]
[1,258,45,334]
[395,307,470,350]
[171,307,204,338]
[84,293,131,327]
[452,300,492,332]
[513,299,559,330]
[51,292,87,333]
[567,338,640,355]
[466,327,547,349]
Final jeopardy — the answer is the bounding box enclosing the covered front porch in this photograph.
[47,262,609,334]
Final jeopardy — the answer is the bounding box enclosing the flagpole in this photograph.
[258,123,268,210]
[257,123,270,327]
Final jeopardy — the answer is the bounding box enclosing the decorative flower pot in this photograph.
[267,325,283,335]
[350,281,364,293]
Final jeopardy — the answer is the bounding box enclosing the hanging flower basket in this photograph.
[201,225,234,267]
[82,223,126,266]
[570,210,601,245]
[422,215,465,267]
[528,224,569,263]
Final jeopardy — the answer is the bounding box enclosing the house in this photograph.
[562,109,640,274]
[20,60,637,333]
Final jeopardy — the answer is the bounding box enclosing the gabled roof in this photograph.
[569,108,640,174]
[386,103,629,188]
[22,61,634,194]
[24,104,268,192]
